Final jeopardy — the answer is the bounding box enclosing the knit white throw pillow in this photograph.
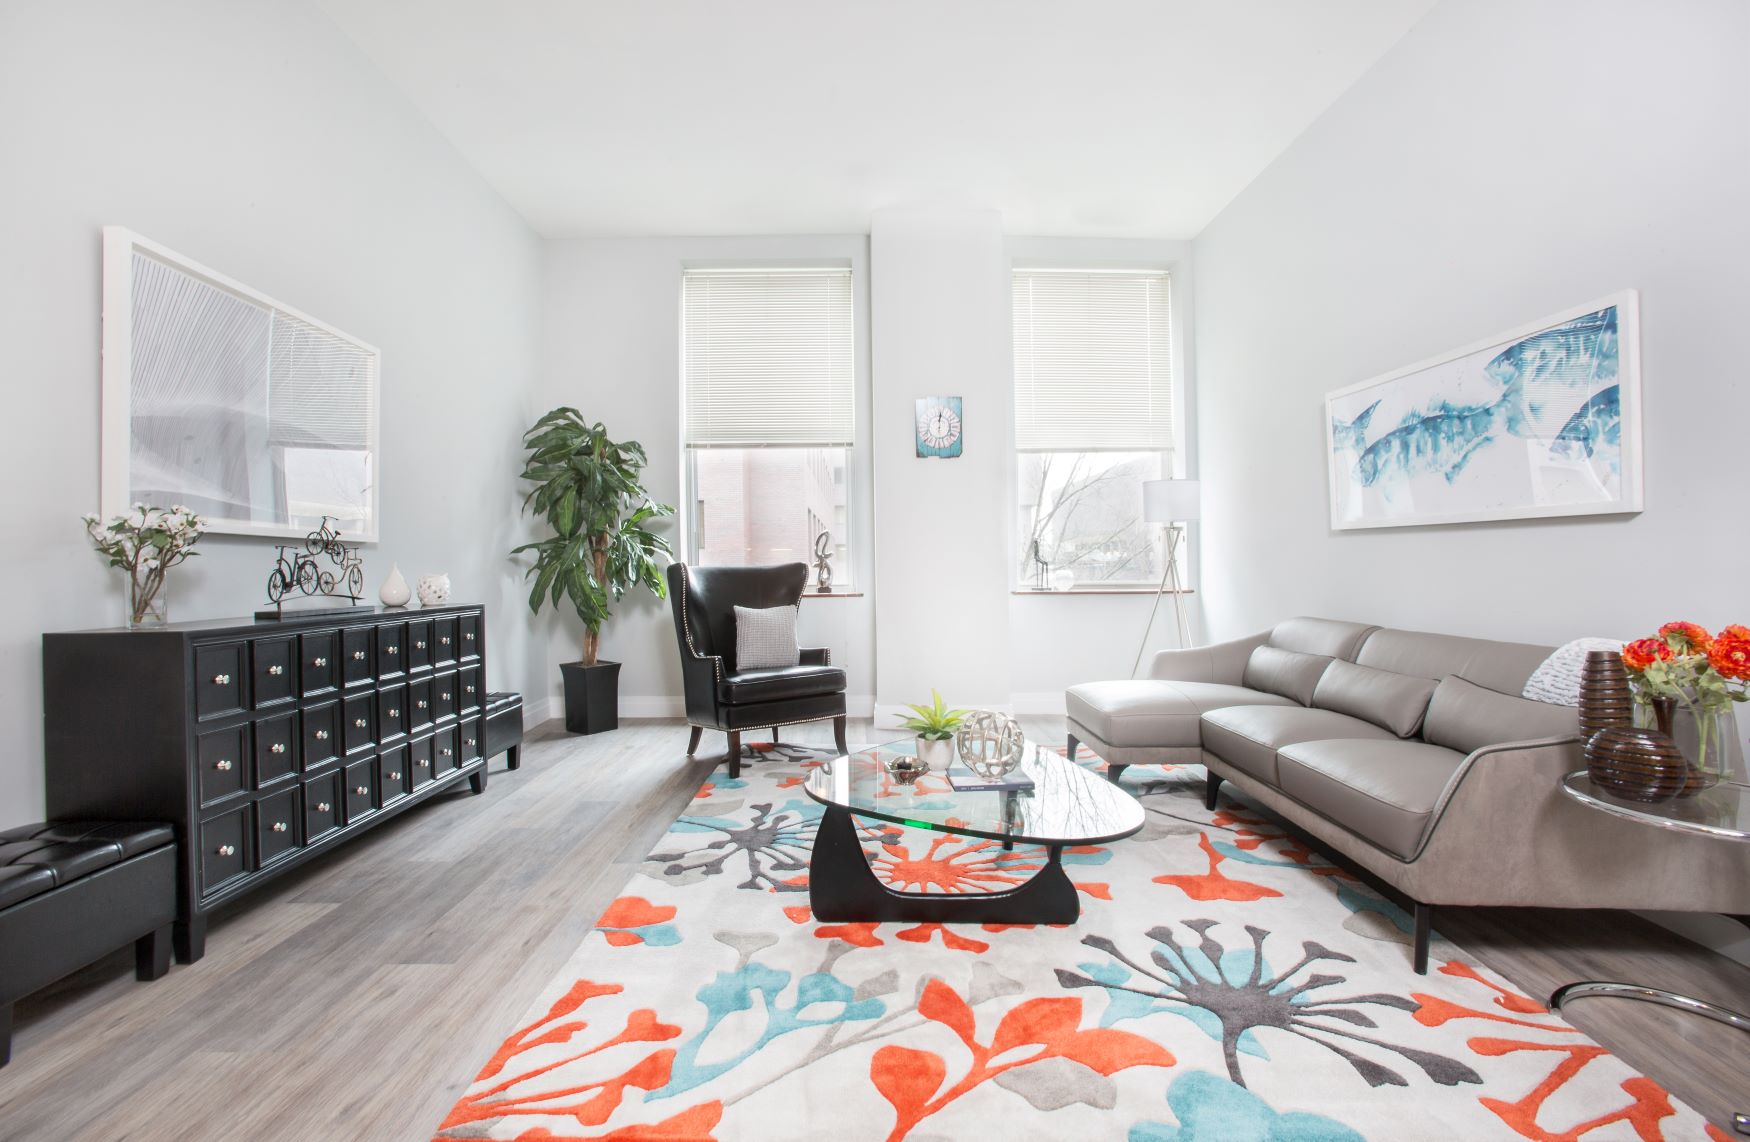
[1522,637,1625,706]
[734,604,801,670]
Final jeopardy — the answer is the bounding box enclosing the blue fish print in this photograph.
[1343,307,1618,490]
[1329,399,1380,453]
[1550,383,1621,462]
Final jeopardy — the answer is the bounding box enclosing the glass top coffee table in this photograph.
[802,740,1144,925]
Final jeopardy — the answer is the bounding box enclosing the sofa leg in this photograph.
[1106,763,1128,785]
[726,730,741,779]
[1204,773,1223,810]
[135,922,173,981]
[686,725,703,756]
[0,1001,11,1067]
[1412,901,1433,975]
[1067,733,1079,759]
[832,715,849,757]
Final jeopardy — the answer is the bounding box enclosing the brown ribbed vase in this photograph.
[1585,725,1691,801]
[1578,649,1635,742]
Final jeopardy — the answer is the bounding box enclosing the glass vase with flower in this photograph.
[1620,621,1750,793]
[83,504,207,627]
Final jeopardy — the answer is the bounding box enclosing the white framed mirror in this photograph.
[100,227,380,541]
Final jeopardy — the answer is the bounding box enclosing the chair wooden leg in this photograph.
[726,730,741,780]
[687,725,703,756]
[771,726,780,742]
[833,715,848,756]
[1412,901,1433,975]
[135,922,172,981]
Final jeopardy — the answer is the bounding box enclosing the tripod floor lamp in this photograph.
[1131,479,1201,678]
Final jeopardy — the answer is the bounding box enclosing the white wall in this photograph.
[0,0,546,829]
[1193,0,1750,647]
[535,236,876,720]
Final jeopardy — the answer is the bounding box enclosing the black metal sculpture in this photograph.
[264,516,364,608]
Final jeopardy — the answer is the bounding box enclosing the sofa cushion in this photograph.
[1354,628,1554,697]
[717,664,846,705]
[1200,705,1397,785]
[1422,675,1579,755]
[1277,739,1467,859]
[1311,660,1438,738]
[1269,617,1378,660]
[1067,680,1294,749]
[1242,646,1332,706]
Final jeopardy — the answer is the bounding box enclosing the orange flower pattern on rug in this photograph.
[435,745,1725,1140]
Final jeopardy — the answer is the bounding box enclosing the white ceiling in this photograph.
[317,0,1434,239]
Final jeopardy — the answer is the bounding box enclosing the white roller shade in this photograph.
[683,268,855,447]
[1013,269,1173,452]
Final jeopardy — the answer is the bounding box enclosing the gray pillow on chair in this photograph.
[734,605,801,670]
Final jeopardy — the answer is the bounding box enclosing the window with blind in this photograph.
[1013,269,1174,589]
[682,268,855,585]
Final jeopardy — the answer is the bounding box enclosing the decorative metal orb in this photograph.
[955,710,1025,779]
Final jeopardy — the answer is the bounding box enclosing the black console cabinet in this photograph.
[43,604,490,963]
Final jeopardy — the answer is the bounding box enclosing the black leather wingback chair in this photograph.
[667,562,848,778]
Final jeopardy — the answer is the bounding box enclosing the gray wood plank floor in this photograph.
[0,716,1744,1139]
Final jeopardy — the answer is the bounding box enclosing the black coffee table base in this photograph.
[809,805,1079,925]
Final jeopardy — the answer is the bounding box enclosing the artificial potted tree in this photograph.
[513,407,672,734]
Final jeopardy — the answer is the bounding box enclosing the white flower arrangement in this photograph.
[84,503,207,624]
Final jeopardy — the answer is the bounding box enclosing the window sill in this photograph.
[1011,588,1195,596]
[802,591,864,599]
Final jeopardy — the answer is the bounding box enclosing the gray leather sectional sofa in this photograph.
[1066,617,1750,973]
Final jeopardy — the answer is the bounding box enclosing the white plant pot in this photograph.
[916,736,955,772]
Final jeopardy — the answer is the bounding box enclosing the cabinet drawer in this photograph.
[377,683,408,741]
[253,711,298,787]
[432,617,460,666]
[459,613,481,660]
[252,636,296,707]
[304,771,342,842]
[379,744,410,806]
[342,627,375,687]
[433,724,461,776]
[409,734,435,789]
[406,619,433,672]
[301,630,339,694]
[459,666,482,714]
[200,807,249,896]
[376,622,408,678]
[433,670,458,723]
[343,693,375,755]
[303,700,341,768]
[197,724,248,807]
[460,717,483,764]
[408,678,435,730]
[344,757,378,822]
[256,787,300,866]
[194,643,246,720]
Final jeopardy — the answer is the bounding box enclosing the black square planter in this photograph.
[560,660,621,735]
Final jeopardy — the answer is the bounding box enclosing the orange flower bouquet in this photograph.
[1620,621,1750,786]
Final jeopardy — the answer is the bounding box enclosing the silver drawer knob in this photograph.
[353,650,366,660]
[417,759,429,767]
[212,673,231,685]
[216,844,236,856]
[466,632,475,641]
[354,718,368,728]
[466,685,476,694]
[272,822,288,833]
[465,738,477,747]
[355,786,369,796]
[441,747,454,757]
[416,640,427,649]
[441,636,451,645]
[268,665,284,676]
[313,656,329,667]
[317,801,331,812]
[388,708,400,717]
[388,771,400,780]
[441,691,451,701]
[386,645,399,654]
[417,700,428,709]
[270,743,286,754]
[315,729,330,741]
[214,759,233,771]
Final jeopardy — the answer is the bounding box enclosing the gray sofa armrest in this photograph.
[1148,630,1270,685]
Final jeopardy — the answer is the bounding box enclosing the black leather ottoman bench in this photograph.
[0,820,177,1065]
[485,692,524,770]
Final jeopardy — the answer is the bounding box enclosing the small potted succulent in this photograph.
[900,689,970,771]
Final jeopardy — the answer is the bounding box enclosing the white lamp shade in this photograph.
[1143,479,1201,523]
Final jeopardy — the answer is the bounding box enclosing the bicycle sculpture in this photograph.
[264,516,365,608]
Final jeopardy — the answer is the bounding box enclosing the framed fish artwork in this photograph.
[1325,290,1642,530]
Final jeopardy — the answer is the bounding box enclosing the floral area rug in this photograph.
[434,743,1725,1141]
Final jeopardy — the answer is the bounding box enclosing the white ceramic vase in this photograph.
[378,563,412,608]
[916,736,955,772]
[416,572,451,607]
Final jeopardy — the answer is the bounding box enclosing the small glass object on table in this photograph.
[803,741,1144,926]
[1554,771,1750,1137]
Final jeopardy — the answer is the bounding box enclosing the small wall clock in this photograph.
[915,396,963,458]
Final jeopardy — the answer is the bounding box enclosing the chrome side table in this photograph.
[1555,772,1750,1136]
